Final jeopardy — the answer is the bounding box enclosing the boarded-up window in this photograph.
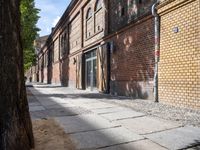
[69,14,81,53]
[54,38,59,62]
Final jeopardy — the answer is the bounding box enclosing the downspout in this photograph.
[152,1,160,102]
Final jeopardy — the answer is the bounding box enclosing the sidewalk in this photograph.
[27,84,200,150]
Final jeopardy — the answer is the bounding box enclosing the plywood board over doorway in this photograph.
[97,44,110,93]
[76,54,84,89]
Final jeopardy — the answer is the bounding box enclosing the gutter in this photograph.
[152,0,160,102]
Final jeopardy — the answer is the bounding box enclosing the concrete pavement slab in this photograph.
[37,97,58,106]
[69,99,100,104]
[91,107,133,114]
[55,114,119,134]
[46,107,91,117]
[114,116,181,135]
[27,96,38,103]
[79,102,117,109]
[98,139,168,150]
[44,103,76,109]
[100,110,145,121]
[49,97,69,104]
[28,102,41,106]
[70,127,144,149]
[31,106,91,119]
[30,110,49,120]
[145,126,200,150]
[29,106,45,112]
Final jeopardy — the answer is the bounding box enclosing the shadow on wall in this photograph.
[110,81,151,99]
[109,17,155,100]
[59,57,69,87]
[47,36,53,84]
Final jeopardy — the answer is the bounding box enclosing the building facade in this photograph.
[28,0,199,109]
[157,0,200,108]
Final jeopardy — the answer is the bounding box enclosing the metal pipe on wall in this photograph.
[152,1,160,102]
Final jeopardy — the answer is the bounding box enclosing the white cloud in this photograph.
[35,0,71,36]
[52,16,61,27]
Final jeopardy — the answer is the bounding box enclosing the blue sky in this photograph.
[35,0,71,36]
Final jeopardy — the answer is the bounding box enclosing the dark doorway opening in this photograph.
[85,50,97,91]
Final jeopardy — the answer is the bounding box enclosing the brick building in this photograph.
[157,0,200,108]
[26,35,48,82]
[28,0,199,109]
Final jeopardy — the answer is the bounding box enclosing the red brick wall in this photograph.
[60,58,70,86]
[43,67,48,83]
[68,57,77,88]
[108,0,155,33]
[109,16,155,99]
[52,62,60,84]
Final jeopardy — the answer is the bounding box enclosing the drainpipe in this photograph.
[152,1,160,102]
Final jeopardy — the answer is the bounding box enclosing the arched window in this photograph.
[86,8,93,38]
[86,8,92,19]
[95,0,102,11]
[94,0,104,33]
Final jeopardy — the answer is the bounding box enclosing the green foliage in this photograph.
[20,0,40,71]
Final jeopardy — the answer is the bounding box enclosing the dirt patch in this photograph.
[31,119,76,150]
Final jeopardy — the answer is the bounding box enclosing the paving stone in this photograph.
[37,97,58,106]
[80,102,117,109]
[47,97,69,104]
[114,116,180,135]
[70,127,144,149]
[29,106,45,112]
[91,107,132,114]
[46,107,91,117]
[30,110,49,120]
[70,99,100,104]
[55,114,119,134]
[100,110,145,121]
[28,102,41,107]
[98,139,168,150]
[44,103,76,109]
[27,96,38,103]
[145,126,200,150]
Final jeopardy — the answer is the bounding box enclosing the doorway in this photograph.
[85,50,97,91]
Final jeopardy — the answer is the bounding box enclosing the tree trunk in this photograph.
[0,0,34,149]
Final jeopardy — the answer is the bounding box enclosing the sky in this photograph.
[35,0,71,36]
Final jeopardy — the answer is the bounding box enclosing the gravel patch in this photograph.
[100,99,200,127]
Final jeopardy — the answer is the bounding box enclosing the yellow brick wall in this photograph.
[158,0,200,109]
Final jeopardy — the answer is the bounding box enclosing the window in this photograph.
[86,8,93,38]
[64,33,67,52]
[61,36,64,49]
[94,0,104,33]
[138,0,143,4]
[95,0,102,11]
[86,8,92,19]
[61,33,67,56]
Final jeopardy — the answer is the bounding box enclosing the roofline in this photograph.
[45,0,79,42]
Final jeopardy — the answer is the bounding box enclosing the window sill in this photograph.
[85,29,104,41]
